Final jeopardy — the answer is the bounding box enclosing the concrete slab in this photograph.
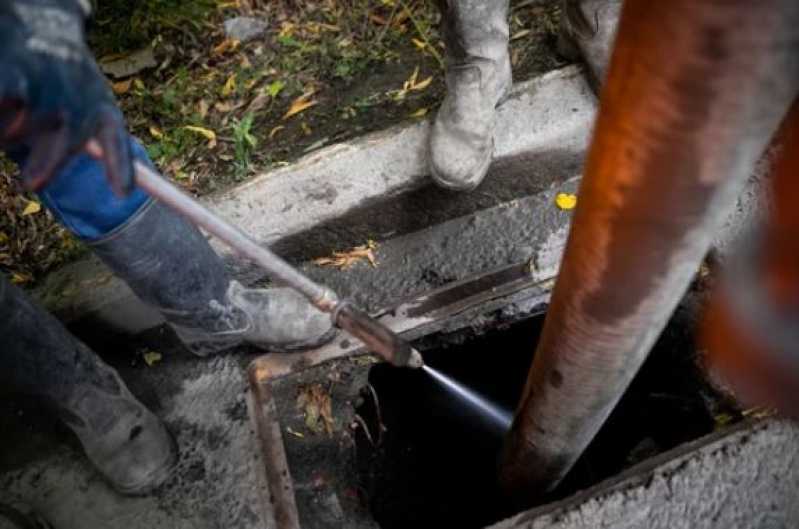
[492,419,799,529]
[32,65,597,336]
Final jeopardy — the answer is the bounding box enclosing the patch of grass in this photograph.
[231,113,258,179]
[88,0,217,56]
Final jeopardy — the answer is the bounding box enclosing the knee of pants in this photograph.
[36,137,153,241]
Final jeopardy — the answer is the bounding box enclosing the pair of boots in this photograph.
[2,199,334,496]
[430,0,620,190]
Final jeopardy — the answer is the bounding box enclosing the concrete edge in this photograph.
[491,418,799,529]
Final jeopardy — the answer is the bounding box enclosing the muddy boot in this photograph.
[558,0,623,89]
[0,278,177,495]
[90,199,335,356]
[0,502,52,529]
[429,0,512,191]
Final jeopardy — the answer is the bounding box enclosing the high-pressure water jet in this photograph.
[422,365,512,432]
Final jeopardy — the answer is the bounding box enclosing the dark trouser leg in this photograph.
[0,277,176,495]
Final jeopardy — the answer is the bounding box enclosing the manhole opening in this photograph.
[355,307,741,529]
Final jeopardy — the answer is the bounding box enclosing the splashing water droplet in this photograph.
[423,365,512,431]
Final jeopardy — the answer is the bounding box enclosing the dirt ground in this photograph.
[0,0,567,286]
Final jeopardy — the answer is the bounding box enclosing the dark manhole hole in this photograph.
[355,306,741,529]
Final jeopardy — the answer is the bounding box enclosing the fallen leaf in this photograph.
[149,126,164,139]
[21,201,41,216]
[133,78,145,91]
[555,193,578,210]
[283,95,318,120]
[143,351,162,367]
[11,272,32,284]
[286,427,305,439]
[269,125,285,139]
[212,38,240,56]
[411,38,427,50]
[511,29,531,41]
[266,80,285,98]
[247,92,270,113]
[296,384,335,435]
[183,125,217,148]
[314,240,378,270]
[222,73,237,98]
[112,79,132,95]
[0,232,8,244]
[408,107,428,118]
[198,99,209,119]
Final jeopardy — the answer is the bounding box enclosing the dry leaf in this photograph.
[212,38,240,56]
[269,125,285,139]
[511,29,531,41]
[283,95,318,120]
[143,351,162,367]
[183,125,217,148]
[21,201,41,216]
[11,272,32,284]
[149,126,164,139]
[314,240,378,270]
[198,99,209,119]
[247,92,270,113]
[296,384,335,435]
[391,67,433,101]
[286,427,305,439]
[222,73,237,98]
[112,79,132,95]
[555,193,577,210]
[408,107,428,118]
[411,38,427,50]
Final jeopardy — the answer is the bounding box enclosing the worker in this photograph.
[429,0,616,190]
[0,0,335,509]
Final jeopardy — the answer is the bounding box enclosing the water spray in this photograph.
[422,365,512,431]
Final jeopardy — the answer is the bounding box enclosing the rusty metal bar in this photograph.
[248,363,301,529]
[500,0,799,502]
[703,98,799,417]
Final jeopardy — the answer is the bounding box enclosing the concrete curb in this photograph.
[492,418,799,529]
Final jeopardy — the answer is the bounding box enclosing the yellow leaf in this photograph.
[149,126,164,139]
[11,272,32,284]
[409,107,428,118]
[555,193,578,210]
[411,75,432,91]
[411,38,426,50]
[286,427,305,438]
[0,232,8,244]
[143,351,162,367]
[282,95,318,120]
[22,200,41,216]
[511,29,531,41]
[222,73,237,98]
[112,79,132,95]
[133,78,145,91]
[212,38,240,56]
[183,125,217,148]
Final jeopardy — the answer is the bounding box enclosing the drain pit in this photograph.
[355,306,741,529]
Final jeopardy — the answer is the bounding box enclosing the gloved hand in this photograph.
[0,0,134,195]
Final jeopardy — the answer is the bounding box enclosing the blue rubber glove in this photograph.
[0,0,134,195]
